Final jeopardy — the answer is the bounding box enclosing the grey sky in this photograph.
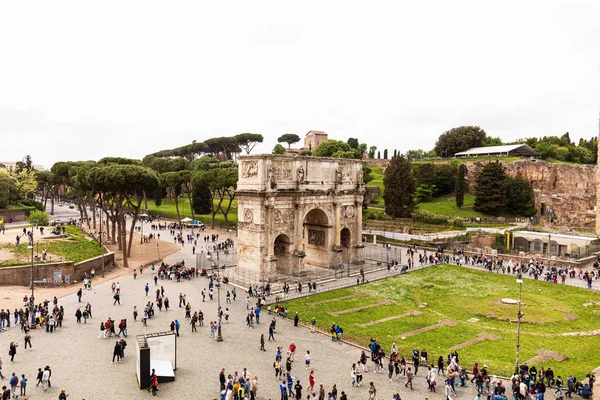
[1,1,599,169]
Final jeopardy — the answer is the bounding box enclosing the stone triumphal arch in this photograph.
[236,155,365,281]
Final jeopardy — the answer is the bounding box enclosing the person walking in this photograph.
[145,283,149,296]
[112,340,121,363]
[311,317,316,333]
[445,380,455,399]
[41,367,50,391]
[133,306,138,322]
[405,367,414,390]
[260,334,266,351]
[19,374,27,396]
[113,292,121,305]
[24,331,32,349]
[35,368,42,387]
[294,379,303,400]
[8,342,17,362]
[268,322,276,341]
[75,308,82,324]
[308,370,315,393]
[151,374,159,396]
[9,373,18,398]
[44,366,52,388]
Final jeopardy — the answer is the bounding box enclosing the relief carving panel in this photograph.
[308,230,325,247]
[242,161,258,178]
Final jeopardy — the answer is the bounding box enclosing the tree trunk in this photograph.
[221,189,236,228]
[127,196,142,257]
[213,189,225,229]
[89,191,96,230]
[50,193,55,216]
[120,211,129,268]
[127,214,136,258]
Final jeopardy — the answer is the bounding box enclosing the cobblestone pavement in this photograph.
[0,266,486,400]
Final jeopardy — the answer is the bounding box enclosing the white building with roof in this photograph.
[454,144,536,158]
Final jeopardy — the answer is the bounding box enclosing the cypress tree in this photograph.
[383,155,415,217]
[383,149,388,159]
[455,163,467,208]
[191,182,212,214]
[473,161,507,215]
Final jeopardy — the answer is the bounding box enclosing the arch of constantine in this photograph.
[236,155,365,281]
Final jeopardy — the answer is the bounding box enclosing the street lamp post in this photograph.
[514,274,523,375]
[208,243,223,342]
[28,234,36,329]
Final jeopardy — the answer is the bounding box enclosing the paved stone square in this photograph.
[0,262,488,399]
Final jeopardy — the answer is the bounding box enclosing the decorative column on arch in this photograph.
[293,200,306,276]
[353,198,365,264]
[332,199,343,269]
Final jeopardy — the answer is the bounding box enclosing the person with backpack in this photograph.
[19,374,27,396]
[9,373,18,398]
[405,367,414,390]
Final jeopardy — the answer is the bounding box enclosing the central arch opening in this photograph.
[303,208,330,268]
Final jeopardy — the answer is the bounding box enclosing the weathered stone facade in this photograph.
[237,155,365,281]
[367,158,597,227]
[465,160,596,226]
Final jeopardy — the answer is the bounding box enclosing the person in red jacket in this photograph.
[151,375,159,396]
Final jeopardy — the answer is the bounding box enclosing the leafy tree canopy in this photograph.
[434,126,487,157]
[272,144,286,155]
[235,133,263,155]
[277,133,301,149]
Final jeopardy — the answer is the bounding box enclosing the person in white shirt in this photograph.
[41,369,50,391]
[445,381,454,399]
[305,351,311,370]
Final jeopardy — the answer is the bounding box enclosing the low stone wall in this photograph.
[0,252,115,286]
[0,209,29,223]
[73,252,115,282]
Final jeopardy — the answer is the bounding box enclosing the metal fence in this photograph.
[204,243,409,289]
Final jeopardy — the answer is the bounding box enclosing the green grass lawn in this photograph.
[278,265,600,378]
[141,198,238,227]
[366,166,385,205]
[417,193,487,219]
[0,226,104,267]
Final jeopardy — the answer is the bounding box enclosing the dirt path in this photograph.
[328,300,395,317]
[356,309,424,327]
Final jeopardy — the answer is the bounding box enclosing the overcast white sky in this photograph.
[1,1,599,169]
